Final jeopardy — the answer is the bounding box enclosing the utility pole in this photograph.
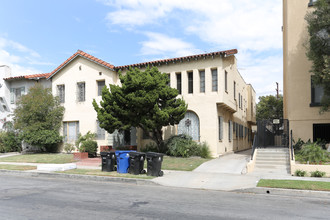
[276,82,279,99]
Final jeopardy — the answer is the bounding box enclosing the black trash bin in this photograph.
[146,152,164,177]
[128,152,146,175]
[100,152,116,172]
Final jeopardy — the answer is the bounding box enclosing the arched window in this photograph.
[178,111,200,141]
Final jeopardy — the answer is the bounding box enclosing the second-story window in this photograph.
[57,85,65,103]
[212,69,218,92]
[167,74,171,86]
[188,71,193,94]
[234,81,236,100]
[199,70,205,93]
[239,93,241,108]
[225,71,228,92]
[77,82,85,102]
[311,77,324,106]
[10,87,25,104]
[97,80,105,96]
[176,73,182,94]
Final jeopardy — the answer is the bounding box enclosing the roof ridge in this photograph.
[115,49,238,69]
[48,50,115,78]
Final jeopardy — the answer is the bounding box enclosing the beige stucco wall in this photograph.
[283,0,330,142]
[51,57,119,150]
[121,55,256,157]
[50,53,255,156]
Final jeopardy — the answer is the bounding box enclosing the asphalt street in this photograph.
[0,175,329,220]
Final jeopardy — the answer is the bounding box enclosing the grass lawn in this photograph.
[57,169,154,179]
[160,156,211,171]
[0,164,37,171]
[0,154,76,164]
[0,153,210,171]
[257,179,330,191]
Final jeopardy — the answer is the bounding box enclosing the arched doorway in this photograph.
[178,111,200,141]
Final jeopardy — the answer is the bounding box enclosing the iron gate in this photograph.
[257,119,289,148]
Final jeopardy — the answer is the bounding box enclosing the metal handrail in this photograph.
[251,132,257,160]
[290,130,294,160]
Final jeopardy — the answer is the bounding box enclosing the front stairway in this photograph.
[253,148,290,175]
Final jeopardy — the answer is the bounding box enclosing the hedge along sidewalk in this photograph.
[257,179,330,192]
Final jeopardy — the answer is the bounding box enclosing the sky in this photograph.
[0,0,283,98]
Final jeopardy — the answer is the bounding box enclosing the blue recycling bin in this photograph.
[115,150,135,173]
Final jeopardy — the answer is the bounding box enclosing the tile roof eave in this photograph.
[114,49,238,70]
[47,50,115,80]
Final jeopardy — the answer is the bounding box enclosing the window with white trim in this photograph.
[63,121,79,142]
[10,87,25,104]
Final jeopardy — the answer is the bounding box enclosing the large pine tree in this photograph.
[93,67,187,151]
[306,0,330,111]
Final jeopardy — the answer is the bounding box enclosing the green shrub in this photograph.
[165,134,211,158]
[199,142,212,159]
[0,131,21,153]
[141,142,158,152]
[299,142,328,163]
[75,131,96,150]
[64,143,75,153]
[293,138,305,151]
[294,169,307,177]
[310,170,326,178]
[166,134,195,157]
[80,140,98,157]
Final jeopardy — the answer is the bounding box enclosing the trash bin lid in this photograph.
[129,151,145,157]
[146,152,164,158]
[100,152,109,156]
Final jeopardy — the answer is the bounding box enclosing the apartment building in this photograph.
[2,49,256,156]
[116,50,256,156]
[1,65,51,126]
[283,0,330,143]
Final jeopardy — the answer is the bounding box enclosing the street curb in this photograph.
[234,187,330,199]
[0,169,160,186]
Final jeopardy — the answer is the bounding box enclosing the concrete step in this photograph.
[254,166,290,170]
[256,155,289,159]
[256,161,289,166]
[257,151,288,156]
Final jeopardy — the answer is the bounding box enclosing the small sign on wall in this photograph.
[273,119,280,124]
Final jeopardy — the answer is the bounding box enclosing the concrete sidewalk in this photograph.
[1,151,330,194]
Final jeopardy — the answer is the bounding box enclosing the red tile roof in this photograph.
[4,73,51,81]
[115,49,238,70]
[4,49,238,81]
[48,50,115,79]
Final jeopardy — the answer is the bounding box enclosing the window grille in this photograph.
[212,69,218,91]
[97,81,105,96]
[199,70,205,93]
[57,85,65,103]
[77,82,85,102]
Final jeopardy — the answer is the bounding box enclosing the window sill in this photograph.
[310,103,321,107]
[308,2,315,7]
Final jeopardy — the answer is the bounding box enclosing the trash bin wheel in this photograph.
[141,169,146,174]
[159,171,164,177]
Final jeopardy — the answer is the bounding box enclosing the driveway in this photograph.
[193,149,251,174]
